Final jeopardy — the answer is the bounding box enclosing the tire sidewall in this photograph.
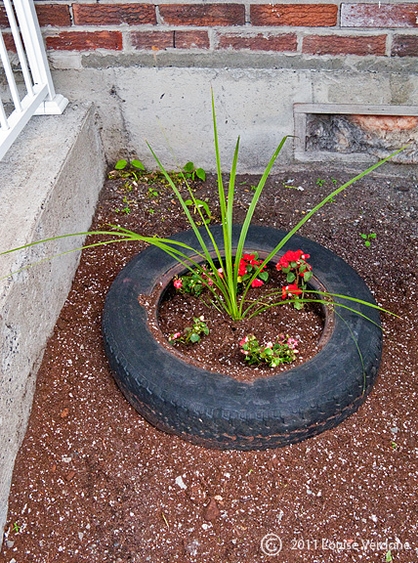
[103,225,382,449]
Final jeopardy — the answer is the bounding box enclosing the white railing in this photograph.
[0,0,68,160]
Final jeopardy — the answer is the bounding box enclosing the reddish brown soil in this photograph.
[1,165,418,563]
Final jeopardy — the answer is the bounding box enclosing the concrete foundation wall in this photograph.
[0,103,106,543]
[48,57,418,172]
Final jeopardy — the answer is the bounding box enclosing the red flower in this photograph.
[173,278,182,289]
[169,331,182,341]
[243,253,262,267]
[238,259,247,277]
[251,278,264,288]
[281,283,302,299]
[277,250,311,271]
[243,253,256,262]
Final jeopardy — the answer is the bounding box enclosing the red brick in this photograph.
[174,30,210,49]
[218,32,298,52]
[0,7,8,28]
[159,4,245,26]
[131,31,174,50]
[131,30,210,49]
[73,4,156,26]
[1,4,71,28]
[45,31,123,51]
[35,4,71,27]
[2,32,16,52]
[303,34,387,56]
[392,34,418,56]
[341,4,418,28]
[251,4,338,27]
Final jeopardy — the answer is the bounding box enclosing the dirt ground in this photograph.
[1,161,418,563]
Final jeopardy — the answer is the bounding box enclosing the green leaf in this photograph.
[385,551,393,562]
[196,168,206,181]
[115,159,128,170]
[195,199,211,215]
[183,161,195,173]
[131,159,145,170]
[259,271,269,282]
[303,271,313,282]
[286,272,296,283]
[190,333,200,343]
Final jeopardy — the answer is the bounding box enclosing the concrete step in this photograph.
[0,102,105,543]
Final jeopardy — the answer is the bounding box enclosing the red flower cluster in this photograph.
[281,283,302,300]
[237,253,266,288]
[277,249,311,270]
[238,253,260,275]
[277,249,313,306]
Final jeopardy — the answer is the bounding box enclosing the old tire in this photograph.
[102,225,382,450]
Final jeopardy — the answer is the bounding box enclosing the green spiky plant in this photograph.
[1,92,402,323]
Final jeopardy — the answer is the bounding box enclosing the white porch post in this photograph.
[0,0,68,160]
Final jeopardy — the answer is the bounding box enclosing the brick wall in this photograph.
[1,2,418,58]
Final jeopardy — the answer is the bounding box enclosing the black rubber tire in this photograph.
[102,225,382,450]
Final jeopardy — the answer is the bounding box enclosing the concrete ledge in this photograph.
[0,103,105,543]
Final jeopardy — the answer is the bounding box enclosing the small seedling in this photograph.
[147,186,159,199]
[360,232,377,248]
[385,550,393,562]
[173,270,205,297]
[114,158,145,173]
[185,198,213,225]
[115,196,133,215]
[240,334,299,368]
[169,316,209,345]
[184,317,209,343]
[182,161,206,182]
[12,522,20,533]
[110,158,146,185]
[314,177,339,193]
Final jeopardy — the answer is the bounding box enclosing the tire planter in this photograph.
[102,225,382,450]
